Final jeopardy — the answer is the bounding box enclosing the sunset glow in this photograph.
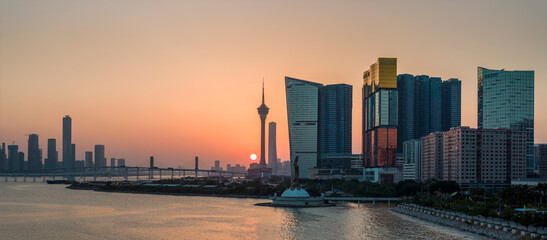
[0,1,545,170]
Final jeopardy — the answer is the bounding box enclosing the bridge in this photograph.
[0,166,247,182]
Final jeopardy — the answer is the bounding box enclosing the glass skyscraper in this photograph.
[319,84,352,163]
[94,144,106,168]
[478,67,534,176]
[268,122,278,172]
[363,58,398,167]
[62,115,72,169]
[27,133,41,170]
[286,77,353,178]
[397,74,461,152]
[45,139,57,170]
[397,74,415,151]
[286,77,322,179]
[442,78,462,131]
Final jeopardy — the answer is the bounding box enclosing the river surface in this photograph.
[0,182,484,240]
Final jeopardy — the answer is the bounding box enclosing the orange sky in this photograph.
[1,1,546,169]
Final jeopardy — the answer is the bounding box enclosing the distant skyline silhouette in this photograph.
[1,1,546,168]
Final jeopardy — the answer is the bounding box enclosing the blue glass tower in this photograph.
[441,78,461,131]
[397,74,461,152]
[478,67,534,176]
[319,84,352,163]
[429,77,442,133]
[397,74,415,153]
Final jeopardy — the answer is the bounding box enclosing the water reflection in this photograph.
[0,182,482,240]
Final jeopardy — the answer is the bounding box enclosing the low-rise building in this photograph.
[443,127,527,188]
[421,132,443,181]
[535,144,547,178]
[403,139,421,181]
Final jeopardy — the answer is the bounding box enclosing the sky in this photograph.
[1,0,546,169]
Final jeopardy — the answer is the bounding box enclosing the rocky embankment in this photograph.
[392,203,547,240]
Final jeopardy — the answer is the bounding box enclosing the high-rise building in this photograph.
[85,151,93,168]
[74,160,85,170]
[443,127,526,188]
[27,134,41,170]
[62,115,73,169]
[286,77,322,179]
[268,122,278,173]
[397,74,461,152]
[117,158,126,174]
[18,152,24,172]
[45,139,58,170]
[94,145,106,168]
[8,145,20,172]
[478,67,534,177]
[71,144,76,170]
[111,158,116,171]
[213,160,221,171]
[286,77,353,178]
[429,77,442,133]
[363,58,398,167]
[117,158,125,167]
[0,143,6,172]
[420,132,444,181]
[319,84,352,163]
[397,74,415,154]
[402,139,421,181]
[442,78,462,131]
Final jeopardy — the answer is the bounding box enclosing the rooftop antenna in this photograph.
[262,77,265,104]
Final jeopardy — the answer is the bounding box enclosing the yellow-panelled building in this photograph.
[362,58,398,169]
[363,58,397,97]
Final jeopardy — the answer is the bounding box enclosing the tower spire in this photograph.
[257,77,269,167]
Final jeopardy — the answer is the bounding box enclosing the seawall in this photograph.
[392,203,547,240]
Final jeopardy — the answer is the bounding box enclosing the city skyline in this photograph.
[1,1,546,169]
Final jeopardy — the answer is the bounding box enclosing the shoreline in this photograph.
[391,203,535,240]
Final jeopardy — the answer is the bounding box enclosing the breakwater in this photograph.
[393,203,547,239]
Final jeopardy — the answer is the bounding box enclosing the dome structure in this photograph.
[280,188,311,198]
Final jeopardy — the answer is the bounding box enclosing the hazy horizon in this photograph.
[1,0,546,169]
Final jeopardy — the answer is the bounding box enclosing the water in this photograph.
[0,182,483,239]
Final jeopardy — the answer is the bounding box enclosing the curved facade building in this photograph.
[285,77,322,179]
